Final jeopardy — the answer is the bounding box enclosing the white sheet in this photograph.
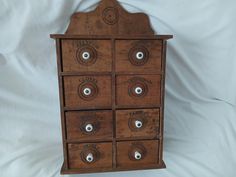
[0,0,236,177]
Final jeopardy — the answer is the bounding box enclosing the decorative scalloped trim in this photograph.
[65,0,155,35]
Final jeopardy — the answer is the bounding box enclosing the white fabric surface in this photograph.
[1,0,236,177]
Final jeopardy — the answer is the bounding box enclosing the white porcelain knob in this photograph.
[86,153,94,163]
[82,52,90,60]
[136,52,144,60]
[134,151,142,160]
[85,124,93,132]
[83,88,92,96]
[135,120,143,128]
[135,87,143,95]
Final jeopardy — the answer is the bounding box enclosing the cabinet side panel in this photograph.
[159,40,167,165]
[56,39,68,170]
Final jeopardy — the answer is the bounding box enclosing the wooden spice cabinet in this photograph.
[51,0,172,174]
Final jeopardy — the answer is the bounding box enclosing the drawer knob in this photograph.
[129,143,146,161]
[76,46,97,66]
[128,78,148,98]
[82,51,90,60]
[78,80,99,101]
[83,88,92,96]
[85,124,93,132]
[129,47,149,66]
[86,153,94,163]
[134,87,143,95]
[134,151,142,160]
[135,120,143,128]
[136,52,144,60]
[81,146,100,164]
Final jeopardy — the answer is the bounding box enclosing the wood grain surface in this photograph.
[68,142,113,169]
[66,111,113,141]
[116,140,160,168]
[115,40,162,73]
[116,75,162,107]
[63,75,112,109]
[50,0,172,174]
[62,40,112,72]
[116,109,160,139]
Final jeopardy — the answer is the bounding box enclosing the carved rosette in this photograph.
[102,7,119,25]
[76,45,97,66]
[80,144,100,164]
[128,77,149,98]
[78,78,99,101]
[128,111,148,131]
[80,114,100,135]
[128,142,147,161]
[128,46,149,66]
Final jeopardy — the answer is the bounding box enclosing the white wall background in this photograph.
[0,0,236,177]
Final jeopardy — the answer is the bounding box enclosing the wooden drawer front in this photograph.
[116,109,160,139]
[64,76,112,109]
[115,40,162,72]
[66,111,113,141]
[116,75,161,107]
[116,140,159,168]
[68,142,112,169]
[62,40,112,72]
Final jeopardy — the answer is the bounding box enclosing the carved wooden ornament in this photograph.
[65,0,154,35]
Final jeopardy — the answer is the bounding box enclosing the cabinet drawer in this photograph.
[116,140,160,168]
[68,142,112,169]
[63,76,112,109]
[116,109,160,139]
[116,75,161,107]
[61,40,112,72]
[66,111,113,141]
[115,40,162,73]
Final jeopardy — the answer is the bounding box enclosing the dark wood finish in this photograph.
[63,76,112,108]
[51,35,173,40]
[115,40,162,72]
[116,75,161,107]
[116,140,160,168]
[61,160,166,174]
[50,0,172,174]
[116,109,160,139]
[61,40,112,72]
[160,40,167,162]
[68,142,112,169]
[55,39,69,170]
[65,111,113,141]
[111,38,117,169]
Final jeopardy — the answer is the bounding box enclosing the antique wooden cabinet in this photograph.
[51,0,172,174]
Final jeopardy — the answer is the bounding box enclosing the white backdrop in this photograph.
[0,0,236,177]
